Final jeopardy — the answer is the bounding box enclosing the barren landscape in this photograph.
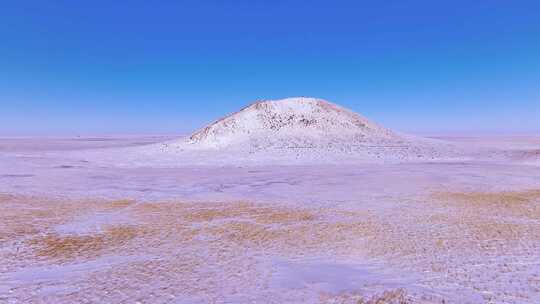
[1,98,539,303]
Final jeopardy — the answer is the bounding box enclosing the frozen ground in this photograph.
[0,135,539,303]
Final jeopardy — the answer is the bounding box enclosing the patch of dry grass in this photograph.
[133,201,321,238]
[254,209,315,224]
[357,289,410,304]
[171,201,317,224]
[104,199,135,209]
[432,189,540,220]
[433,189,540,206]
[0,197,80,243]
[126,201,372,257]
[182,205,248,222]
[320,288,411,304]
[29,225,139,260]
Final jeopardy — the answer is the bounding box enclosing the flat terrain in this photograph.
[1,136,539,303]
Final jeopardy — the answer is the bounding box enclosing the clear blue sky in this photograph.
[1,1,539,135]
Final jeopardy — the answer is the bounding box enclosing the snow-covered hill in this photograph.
[185,97,401,150]
[138,97,467,165]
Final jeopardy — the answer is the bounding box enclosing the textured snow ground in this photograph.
[1,135,540,303]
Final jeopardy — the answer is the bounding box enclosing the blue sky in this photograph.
[1,1,539,135]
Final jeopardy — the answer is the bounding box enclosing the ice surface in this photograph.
[270,258,411,293]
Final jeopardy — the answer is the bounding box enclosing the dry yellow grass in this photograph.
[115,200,375,260]
[433,189,540,206]
[182,206,247,222]
[320,288,411,304]
[132,201,319,234]
[357,289,410,304]
[104,199,135,209]
[10,192,535,265]
[172,201,317,224]
[254,209,315,224]
[29,225,139,260]
[0,197,79,243]
[432,189,540,220]
[6,194,535,303]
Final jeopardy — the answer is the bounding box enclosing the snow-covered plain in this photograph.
[1,98,540,303]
